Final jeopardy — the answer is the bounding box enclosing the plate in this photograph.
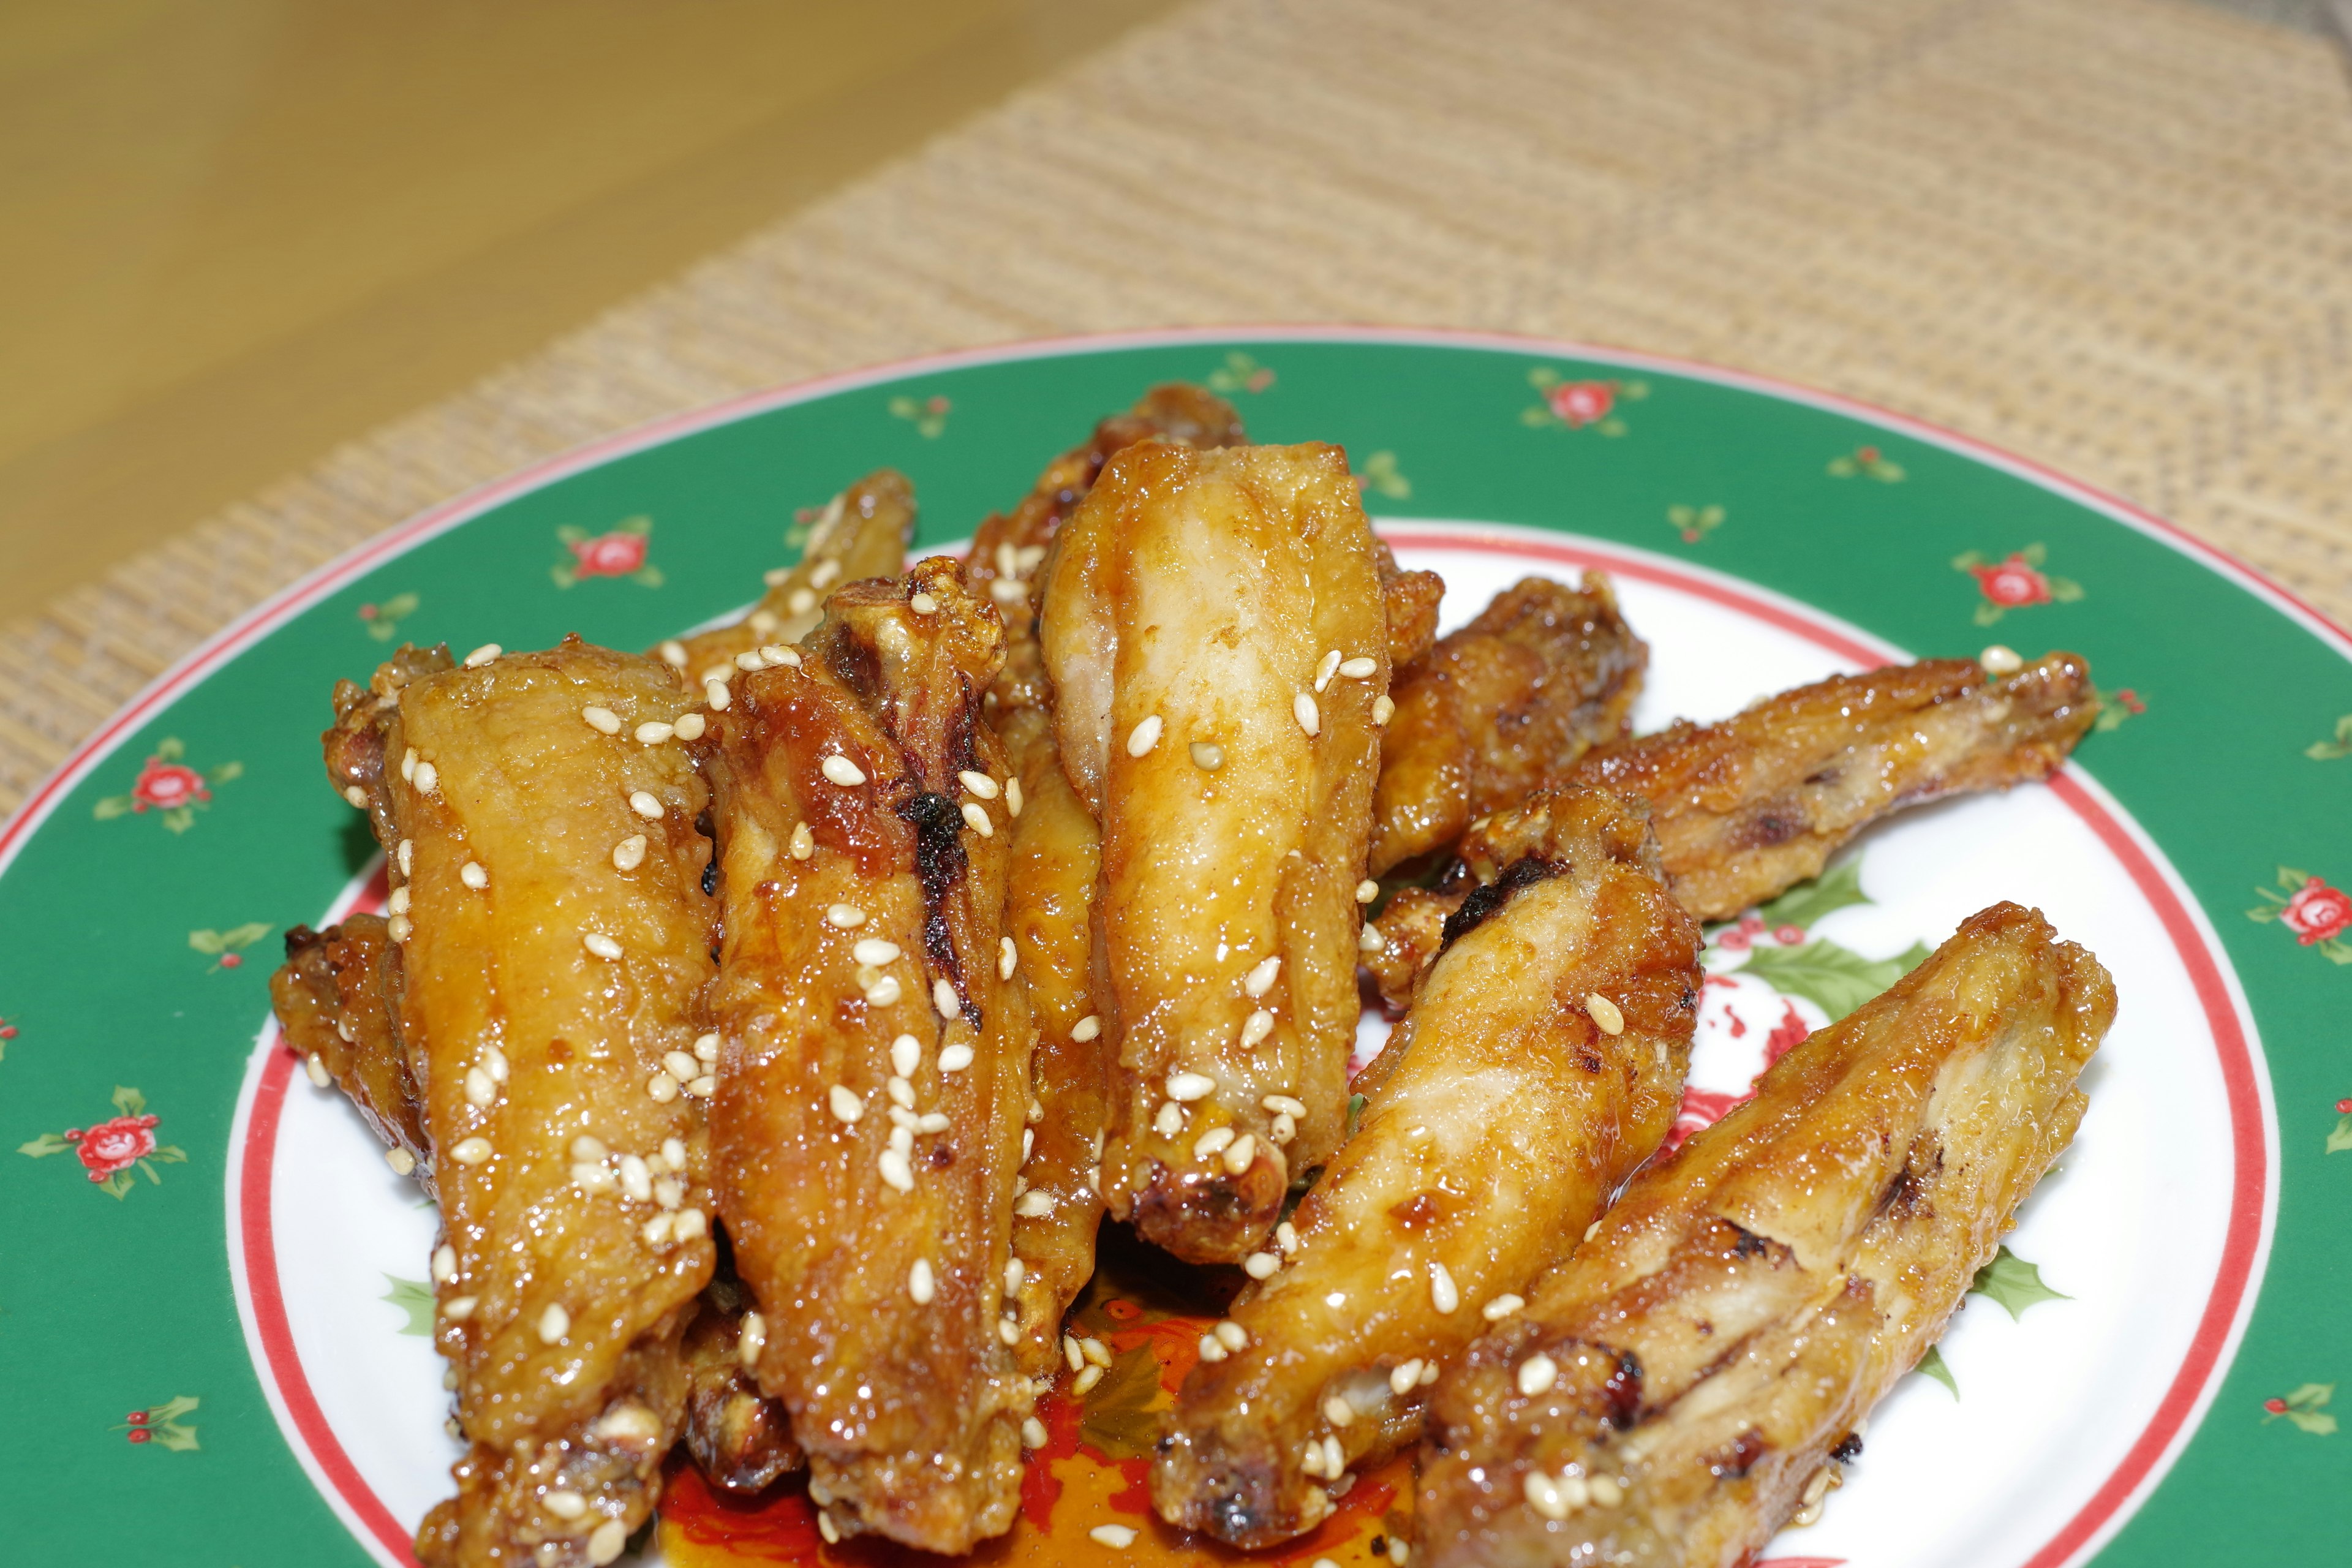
[1,329,2342,1568]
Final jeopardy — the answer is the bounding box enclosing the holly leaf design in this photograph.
[383,1275,437,1336]
[112,1085,146,1117]
[1913,1343,1957,1397]
[92,794,133,821]
[1969,1247,2067,1319]
[1076,1347,1169,1461]
[2266,1384,2336,1436]
[2326,1115,2352,1155]
[98,1172,135,1200]
[149,1395,200,1424]
[18,1133,69,1158]
[1735,939,1929,1023]
[2280,865,2313,890]
[2305,716,2352,761]
[156,737,186,761]
[1755,858,1871,933]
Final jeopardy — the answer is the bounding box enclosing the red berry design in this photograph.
[2264,1397,2288,1413]
[127,1428,151,1444]
[126,1410,148,1424]
[2337,1098,2352,1114]
[1775,925,1805,946]
[219,952,241,970]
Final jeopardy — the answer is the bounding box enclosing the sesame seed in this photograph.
[1243,957,1281,998]
[662,1050,699,1083]
[674,1205,710,1239]
[1014,1190,1055,1217]
[673,712,707,741]
[1430,1262,1460,1314]
[933,978,962,1019]
[571,1161,616,1193]
[385,1146,417,1177]
[1390,1359,1423,1396]
[344,785,369,809]
[1020,1127,1035,1163]
[910,591,938,615]
[304,1054,331,1088]
[1193,1126,1235,1160]
[1360,923,1386,953]
[1518,1352,1559,1396]
[887,1076,916,1110]
[1012,1416,1046,1451]
[1261,1093,1306,1118]
[1089,1524,1136,1549]
[1154,1101,1186,1137]
[465,1066,496,1107]
[604,832,647,873]
[853,938,902,967]
[1005,1257,1027,1294]
[1064,1334,1084,1371]
[1303,1442,1326,1478]
[998,1316,1020,1346]
[401,747,417,780]
[1189,741,1224,771]
[1420,1361,1439,1385]
[1482,1293,1525,1322]
[908,1259,936,1304]
[959,769,1000,799]
[810,560,842,590]
[584,932,623,961]
[440,1294,480,1324]
[1294,692,1320,736]
[990,577,1028,605]
[629,790,663,820]
[570,1133,608,1163]
[826,903,867,929]
[704,679,732,712]
[938,1042,974,1072]
[1314,649,1342,691]
[1126,715,1163,757]
[538,1303,570,1343]
[647,1072,680,1103]
[1981,643,2024,676]
[1197,1333,1227,1363]
[1073,1363,1105,1395]
[764,644,805,669]
[1214,1321,1247,1351]
[1276,1220,1301,1254]
[396,839,413,875]
[659,639,688,668]
[450,1137,492,1165]
[961,801,993,837]
[821,754,867,786]
[1027,1097,1044,1123]
[739,1311,767,1368]
[662,1136,687,1166]
[1080,1336,1112,1368]
[1243,1251,1279,1280]
[1323,1395,1354,1427]
[620,1154,653,1200]
[1525,1471,1567,1519]
[630,719,673,745]
[643,1213,674,1245]
[1340,656,1378,679]
[788,589,818,616]
[889,1033,922,1076]
[459,861,489,889]
[1371,694,1395,726]
[1355,879,1379,903]
[1167,1071,1215,1102]
[388,914,413,942]
[999,936,1017,979]
[880,1149,915,1191]
[829,1085,864,1123]
[462,643,501,668]
[736,650,766,672]
[1586,994,1625,1035]
[1270,1111,1297,1144]
[412,761,439,794]
[817,1512,840,1545]
[1005,776,1023,817]
[1072,1014,1101,1042]
[1589,1475,1623,1507]
[1239,1010,1274,1049]
[587,1519,628,1566]
[1223,1133,1257,1174]
[389,886,412,916]
[788,821,815,859]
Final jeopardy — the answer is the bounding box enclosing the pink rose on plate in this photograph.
[130,757,208,813]
[1969,553,2052,609]
[570,530,649,579]
[2281,877,2352,946]
[67,1114,159,1181]
[1547,380,1616,428]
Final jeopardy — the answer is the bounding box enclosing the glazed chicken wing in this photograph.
[680,1287,805,1494]
[1562,653,2097,921]
[661,469,916,684]
[1038,441,1390,1264]
[271,914,430,1182]
[319,638,723,1568]
[965,383,1248,1375]
[1153,789,1700,1547]
[1370,574,1646,875]
[1417,902,2114,1568]
[699,559,1032,1552]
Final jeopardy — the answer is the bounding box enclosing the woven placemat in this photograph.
[4,0,2347,821]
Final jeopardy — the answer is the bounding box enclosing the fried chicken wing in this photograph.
[323,638,722,1568]
[1038,442,1389,1264]
[1153,790,1700,1547]
[662,469,916,684]
[1370,575,1646,875]
[681,1288,805,1494]
[966,384,1248,1374]
[1376,538,1446,669]
[271,914,430,1182]
[1417,902,2114,1568]
[1562,654,2097,921]
[700,558,1033,1552]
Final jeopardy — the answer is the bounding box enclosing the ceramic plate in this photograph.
[3,330,2343,1568]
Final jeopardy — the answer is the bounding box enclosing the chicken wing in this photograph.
[1370,574,1646,875]
[1416,902,2114,1568]
[1153,789,1700,1547]
[680,1286,805,1494]
[965,384,1249,1376]
[660,469,916,684]
[1562,653,2098,921]
[1038,441,1390,1264]
[271,914,430,1183]
[322,638,723,1568]
[699,558,1033,1552]
[1377,539,1446,671]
